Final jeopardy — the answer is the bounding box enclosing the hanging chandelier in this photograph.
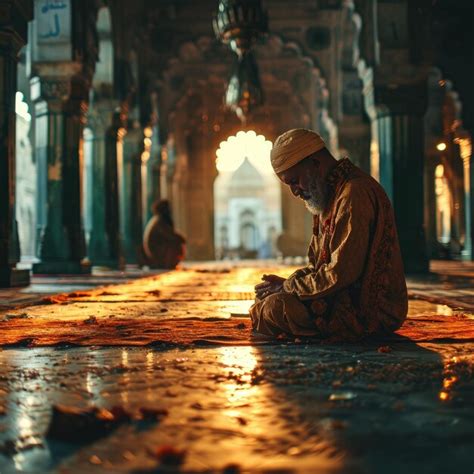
[213,0,268,120]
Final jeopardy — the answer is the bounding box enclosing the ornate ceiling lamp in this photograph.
[213,0,268,120]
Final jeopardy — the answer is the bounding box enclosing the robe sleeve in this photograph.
[283,183,375,299]
[286,265,314,281]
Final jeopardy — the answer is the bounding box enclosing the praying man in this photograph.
[250,128,408,341]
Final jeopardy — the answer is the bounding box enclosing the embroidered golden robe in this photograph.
[250,159,408,341]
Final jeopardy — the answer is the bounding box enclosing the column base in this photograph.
[32,261,91,275]
[0,267,31,288]
[91,259,125,271]
[461,249,473,261]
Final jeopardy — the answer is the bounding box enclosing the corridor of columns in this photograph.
[0,0,473,472]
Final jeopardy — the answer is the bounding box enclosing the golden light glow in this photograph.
[435,164,445,179]
[439,391,449,401]
[15,92,31,122]
[442,375,458,390]
[435,163,452,244]
[120,349,130,404]
[219,346,259,405]
[436,142,447,152]
[217,347,272,442]
[439,356,461,403]
[216,130,273,174]
[146,351,155,402]
[454,136,472,161]
[436,304,453,316]
[141,127,153,163]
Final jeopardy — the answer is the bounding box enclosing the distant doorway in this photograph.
[214,131,282,260]
[15,91,36,261]
[435,164,453,248]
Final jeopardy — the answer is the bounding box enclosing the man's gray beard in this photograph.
[304,175,328,215]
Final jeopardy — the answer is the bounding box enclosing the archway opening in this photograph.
[214,131,282,260]
[435,164,453,247]
[83,127,94,247]
[15,90,35,262]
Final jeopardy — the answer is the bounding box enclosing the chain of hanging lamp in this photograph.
[213,0,268,120]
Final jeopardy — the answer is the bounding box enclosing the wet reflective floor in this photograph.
[0,262,473,473]
[0,341,472,473]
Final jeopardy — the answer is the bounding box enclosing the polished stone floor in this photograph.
[0,341,472,473]
[0,261,473,473]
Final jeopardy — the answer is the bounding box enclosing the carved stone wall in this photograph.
[6,0,473,274]
[157,34,331,259]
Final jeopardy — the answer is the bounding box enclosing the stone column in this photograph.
[63,78,89,263]
[423,152,439,259]
[0,0,32,287]
[121,123,144,264]
[338,1,371,172]
[338,78,371,171]
[456,134,473,260]
[31,66,91,274]
[144,125,161,224]
[88,105,126,269]
[363,79,429,273]
[423,69,445,259]
[160,138,177,202]
[175,130,217,261]
[141,126,153,226]
[106,113,127,267]
[338,117,371,171]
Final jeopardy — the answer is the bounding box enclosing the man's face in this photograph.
[277,157,329,215]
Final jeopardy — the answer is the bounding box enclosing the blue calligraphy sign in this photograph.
[37,0,71,43]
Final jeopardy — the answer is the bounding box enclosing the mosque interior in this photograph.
[0,0,473,472]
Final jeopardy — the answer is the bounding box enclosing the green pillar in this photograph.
[471,154,474,261]
[87,117,108,265]
[88,106,125,269]
[364,82,429,273]
[0,3,32,287]
[143,126,160,225]
[424,153,439,259]
[32,71,91,275]
[147,125,162,219]
[458,137,472,260]
[121,125,144,264]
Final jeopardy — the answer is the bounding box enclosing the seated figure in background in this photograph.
[142,200,186,269]
[250,129,408,342]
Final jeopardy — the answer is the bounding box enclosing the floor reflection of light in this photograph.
[218,346,260,409]
[13,373,45,471]
[216,346,343,471]
[436,304,453,316]
[226,300,254,317]
[122,350,129,365]
[120,349,130,404]
[86,372,96,399]
[143,271,194,289]
[146,351,154,402]
[227,284,255,293]
[408,300,457,318]
[439,356,461,402]
[7,357,49,444]
[85,350,105,401]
